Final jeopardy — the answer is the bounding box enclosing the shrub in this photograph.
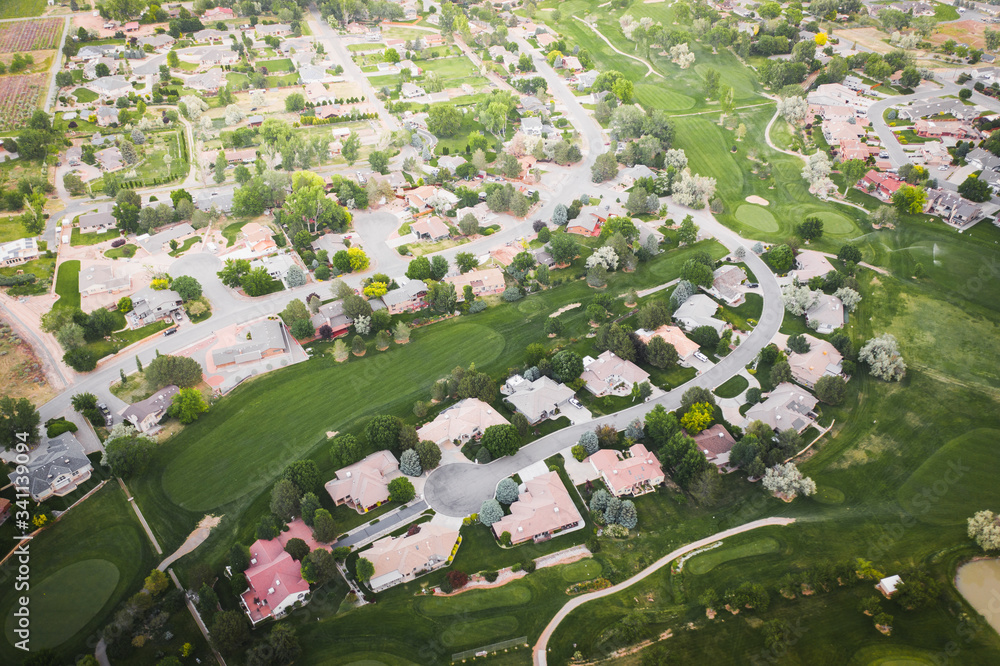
[483,570,499,582]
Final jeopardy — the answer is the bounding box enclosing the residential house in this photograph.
[401,82,426,98]
[79,263,130,298]
[589,444,664,497]
[325,450,402,513]
[123,21,140,31]
[367,524,461,591]
[533,248,555,268]
[822,120,865,144]
[249,254,298,284]
[66,146,82,166]
[128,287,183,326]
[222,147,257,164]
[202,6,235,19]
[192,28,230,42]
[304,81,334,105]
[314,105,341,120]
[457,202,496,227]
[240,536,311,624]
[7,433,92,502]
[576,69,599,91]
[566,214,602,237]
[492,471,583,544]
[619,164,656,188]
[843,75,868,91]
[138,223,196,254]
[411,216,451,241]
[246,115,264,127]
[636,325,702,364]
[311,300,352,337]
[195,188,234,213]
[839,137,868,161]
[381,280,427,315]
[916,141,951,167]
[580,351,650,397]
[489,244,520,267]
[708,265,746,306]
[821,105,855,122]
[792,250,835,283]
[86,75,132,100]
[913,119,980,140]
[84,56,118,80]
[255,23,292,38]
[417,398,510,445]
[444,267,506,301]
[673,294,727,334]
[804,293,845,333]
[240,222,278,256]
[186,68,225,93]
[299,65,335,85]
[346,21,367,34]
[745,382,818,433]
[504,376,576,425]
[898,98,978,121]
[0,238,40,267]
[692,424,736,468]
[95,105,119,127]
[78,204,116,233]
[967,147,1000,171]
[122,385,180,432]
[312,233,347,257]
[785,334,843,388]
[925,188,984,228]
[423,33,445,47]
[74,44,117,61]
[861,170,904,200]
[211,319,290,367]
[537,32,558,48]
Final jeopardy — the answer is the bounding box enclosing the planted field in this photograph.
[0,17,62,51]
[0,74,47,130]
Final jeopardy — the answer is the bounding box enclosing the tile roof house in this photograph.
[366,524,461,591]
[255,23,292,38]
[311,233,348,257]
[708,265,746,306]
[839,137,869,162]
[139,34,176,50]
[861,170,905,200]
[504,376,576,425]
[84,56,119,80]
[673,294,727,334]
[212,319,291,367]
[122,385,180,432]
[913,119,981,140]
[792,250,835,282]
[589,444,664,497]
[444,267,506,301]
[304,81,334,104]
[898,98,978,121]
[79,262,131,298]
[804,293,845,334]
[636,325,701,362]
[78,203,116,233]
[240,222,278,256]
[521,116,543,136]
[7,433,92,502]
[138,222,196,254]
[580,351,650,397]
[492,471,583,545]
[786,334,843,388]
[401,82,426,98]
[416,398,510,445]
[381,280,427,315]
[95,146,124,172]
[745,382,818,433]
[128,287,183,327]
[411,216,451,241]
[325,450,402,513]
[692,424,736,468]
[967,147,1000,171]
[240,536,311,625]
[925,188,983,228]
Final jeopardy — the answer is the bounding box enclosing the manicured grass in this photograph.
[222,219,249,246]
[0,215,31,243]
[72,87,99,103]
[257,57,293,72]
[560,558,602,583]
[634,83,695,112]
[735,203,779,232]
[71,227,120,245]
[0,485,154,664]
[168,236,198,257]
[713,374,748,399]
[685,537,780,574]
[53,259,80,310]
[105,243,137,259]
[0,0,45,18]
[266,72,299,87]
[84,319,172,360]
[718,292,763,332]
[933,1,961,21]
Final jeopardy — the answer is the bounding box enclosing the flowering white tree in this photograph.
[670,42,696,69]
[834,287,862,312]
[859,334,906,381]
[672,170,716,208]
[777,95,809,125]
[782,284,819,315]
[663,148,688,170]
[250,89,266,107]
[762,463,817,500]
[180,95,208,121]
[224,104,245,126]
[586,246,619,271]
[801,151,832,187]
[968,510,1000,551]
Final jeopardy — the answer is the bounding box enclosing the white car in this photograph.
[938,166,949,171]
[694,351,709,363]
[569,398,583,409]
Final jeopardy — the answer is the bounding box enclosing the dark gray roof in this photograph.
[122,385,179,425]
[211,319,289,365]
[381,280,426,307]
[7,433,92,501]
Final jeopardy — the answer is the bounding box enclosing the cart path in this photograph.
[574,17,659,79]
[532,516,796,665]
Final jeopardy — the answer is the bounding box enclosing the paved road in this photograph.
[424,207,785,517]
[531,517,797,665]
[43,17,71,113]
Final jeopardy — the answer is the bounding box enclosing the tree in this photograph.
[430,255,450,281]
[311,509,337,542]
[427,105,463,137]
[680,259,713,287]
[967,510,1000,551]
[368,149,389,175]
[479,499,503,525]
[416,440,441,471]
[552,350,583,382]
[0,396,40,451]
[210,610,250,654]
[548,232,579,265]
[355,557,375,582]
[406,256,431,280]
[172,275,202,301]
[834,287,862,312]
[677,216,699,246]
[342,131,361,165]
[765,244,795,274]
[591,152,619,183]
[787,333,811,354]
[958,176,992,203]
[299,492,321,526]
[241,267,276,297]
[400,448,422,476]
[496,477,520,504]
[552,203,568,226]
[388,476,416,502]
[284,538,310,562]
[681,386,716,410]
[838,244,863,264]
[301,548,337,585]
[579,430,599,455]
[762,463,817,499]
[859,334,906,381]
[646,337,679,369]
[617,500,638,529]
[680,402,714,434]
[797,217,824,241]
[892,184,927,214]
[814,375,847,405]
[284,93,305,112]
[270,478,300,521]
[144,568,170,595]
[145,355,203,388]
[330,434,362,468]
[169,388,209,424]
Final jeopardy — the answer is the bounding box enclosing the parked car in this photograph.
[163,327,177,336]
[569,398,583,409]
[938,166,949,171]
[174,311,183,321]
[747,282,759,288]
[694,351,709,363]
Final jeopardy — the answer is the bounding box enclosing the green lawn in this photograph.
[685,536,780,574]
[168,236,199,257]
[53,259,80,310]
[72,87,99,104]
[0,255,55,296]
[71,227,120,246]
[257,57,294,72]
[933,1,961,20]
[0,0,45,18]
[222,219,250,246]
[713,374,748,399]
[105,243,137,259]
[0,215,31,243]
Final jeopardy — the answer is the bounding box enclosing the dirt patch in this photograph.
[550,302,581,317]
[835,28,897,55]
[0,320,53,405]
[929,21,987,50]
[745,195,769,206]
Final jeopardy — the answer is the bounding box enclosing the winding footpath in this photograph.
[574,17,660,79]
[532,517,796,665]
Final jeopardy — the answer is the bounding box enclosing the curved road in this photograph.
[424,205,785,517]
[531,517,796,665]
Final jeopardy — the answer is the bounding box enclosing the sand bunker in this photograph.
[745,195,769,206]
[550,303,582,317]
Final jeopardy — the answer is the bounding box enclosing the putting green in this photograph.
[686,537,780,574]
[851,644,938,665]
[5,559,120,650]
[897,428,1000,525]
[560,558,603,583]
[735,204,779,232]
[441,615,519,647]
[634,83,695,111]
[811,485,845,505]
[811,210,858,235]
